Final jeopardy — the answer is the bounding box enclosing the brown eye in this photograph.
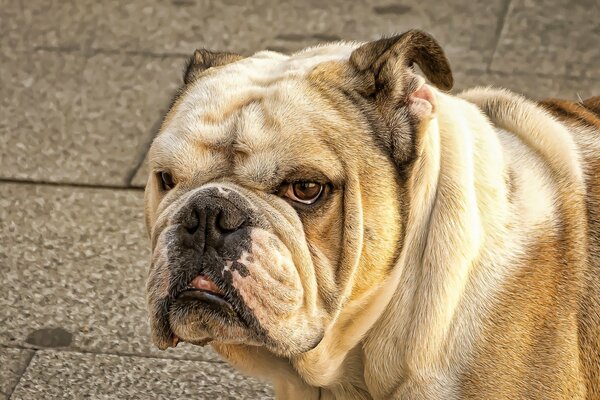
[158,171,175,191]
[284,182,324,204]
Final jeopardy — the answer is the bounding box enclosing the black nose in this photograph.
[180,198,246,249]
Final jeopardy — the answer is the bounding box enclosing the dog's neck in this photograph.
[241,88,585,399]
[358,91,511,396]
[278,90,508,395]
[359,89,586,398]
[290,88,558,398]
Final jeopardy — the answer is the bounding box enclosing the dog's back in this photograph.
[541,97,600,399]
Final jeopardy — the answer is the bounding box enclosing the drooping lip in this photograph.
[174,274,229,305]
[152,272,265,350]
[186,275,224,296]
[174,274,233,312]
[167,274,238,347]
[176,288,232,309]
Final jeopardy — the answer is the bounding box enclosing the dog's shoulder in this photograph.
[455,90,600,397]
[539,96,600,220]
[540,96,600,399]
[540,96,600,132]
[538,96,600,211]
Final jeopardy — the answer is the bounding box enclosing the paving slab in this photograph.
[131,153,150,188]
[3,0,507,72]
[0,347,34,400]
[491,0,600,79]
[0,49,182,185]
[0,1,97,50]
[11,350,273,400]
[0,183,218,361]
[452,70,600,100]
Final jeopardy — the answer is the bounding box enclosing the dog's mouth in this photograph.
[175,274,234,325]
[170,274,231,345]
[165,273,262,348]
[177,275,227,303]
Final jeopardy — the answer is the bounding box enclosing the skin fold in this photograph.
[144,30,600,399]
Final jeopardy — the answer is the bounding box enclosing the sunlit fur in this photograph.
[145,40,600,399]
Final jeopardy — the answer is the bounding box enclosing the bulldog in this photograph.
[144,30,600,399]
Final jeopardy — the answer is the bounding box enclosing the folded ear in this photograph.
[350,30,453,94]
[184,49,244,84]
[348,31,452,170]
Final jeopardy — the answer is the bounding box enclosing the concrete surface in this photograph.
[0,348,33,400]
[1,0,598,398]
[11,351,273,400]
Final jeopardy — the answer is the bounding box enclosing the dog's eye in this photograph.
[284,182,324,204]
[158,171,175,191]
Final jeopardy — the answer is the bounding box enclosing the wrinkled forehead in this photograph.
[180,43,357,112]
[165,43,358,135]
[149,43,361,186]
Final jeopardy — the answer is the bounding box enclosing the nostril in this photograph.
[184,209,200,234]
[216,210,245,233]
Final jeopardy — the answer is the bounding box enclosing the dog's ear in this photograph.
[183,49,244,84]
[348,30,452,170]
[350,30,453,94]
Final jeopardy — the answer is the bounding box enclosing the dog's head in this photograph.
[144,30,452,358]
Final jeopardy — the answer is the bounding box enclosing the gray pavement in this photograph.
[1,0,599,398]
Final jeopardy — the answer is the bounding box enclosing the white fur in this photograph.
[146,42,588,398]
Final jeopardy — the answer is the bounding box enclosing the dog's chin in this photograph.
[167,290,265,347]
[165,292,326,357]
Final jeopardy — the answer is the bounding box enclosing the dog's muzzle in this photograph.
[177,192,247,253]
[146,186,270,350]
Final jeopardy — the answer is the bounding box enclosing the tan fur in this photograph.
[538,97,600,399]
[144,34,600,399]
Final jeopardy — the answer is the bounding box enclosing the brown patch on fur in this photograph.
[309,61,354,89]
[461,230,586,398]
[582,96,600,116]
[543,95,600,399]
[306,62,405,302]
[184,49,244,85]
[462,96,600,399]
[579,154,600,400]
[350,30,453,92]
[540,98,600,131]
